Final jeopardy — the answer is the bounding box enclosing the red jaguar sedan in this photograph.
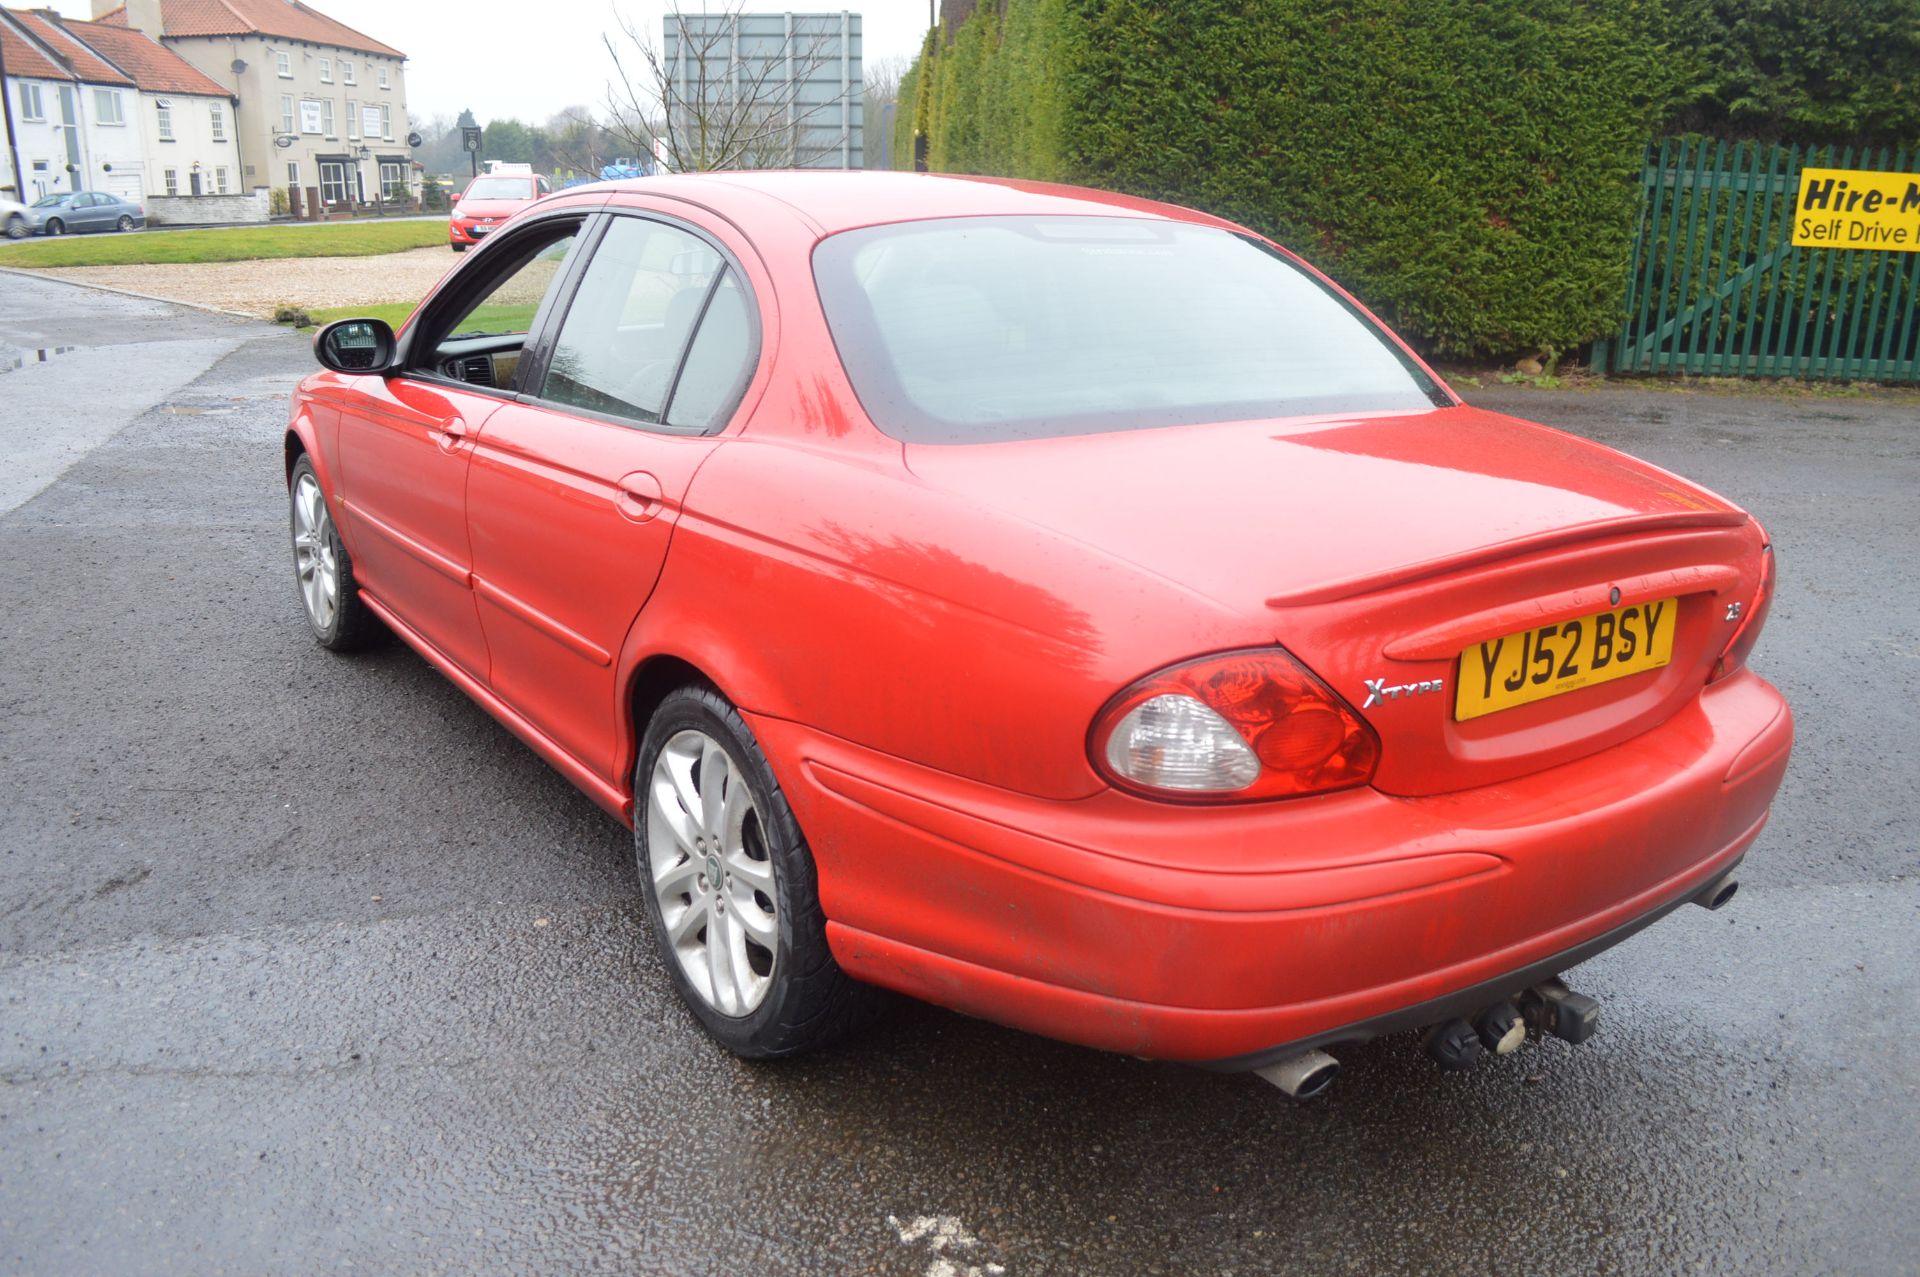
[288,173,1791,1097]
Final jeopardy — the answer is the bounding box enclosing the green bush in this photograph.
[907,0,1682,357]
[1665,0,1920,147]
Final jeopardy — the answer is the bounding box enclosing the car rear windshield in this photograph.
[813,216,1448,444]
[464,178,535,201]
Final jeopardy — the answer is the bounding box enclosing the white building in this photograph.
[93,0,416,211]
[2,9,144,200]
[3,6,241,204]
[54,12,242,199]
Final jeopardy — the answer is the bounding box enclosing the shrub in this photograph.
[1665,0,1920,147]
[908,0,1683,357]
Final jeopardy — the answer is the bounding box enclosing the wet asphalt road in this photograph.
[1,272,1916,1276]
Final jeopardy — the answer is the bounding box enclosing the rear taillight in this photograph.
[1711,537,1774,682]
[1091,648,1380,801]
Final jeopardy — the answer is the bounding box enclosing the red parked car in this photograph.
[289,173,1791,1097]
[447,169,553,251]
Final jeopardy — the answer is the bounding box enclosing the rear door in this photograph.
[75,193,108,230]
[464,209,761,779]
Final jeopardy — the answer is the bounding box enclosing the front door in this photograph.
[465,212,760,778]
[331,223,585,679]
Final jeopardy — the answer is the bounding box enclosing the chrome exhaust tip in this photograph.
[1695,874,1740,911]
[1253,1049,1339,1100]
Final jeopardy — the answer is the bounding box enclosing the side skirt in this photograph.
[356,590,634,825]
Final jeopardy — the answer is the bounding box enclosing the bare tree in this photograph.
[862,54,911,171]
[543,106,617,179]
[600,2,853,172]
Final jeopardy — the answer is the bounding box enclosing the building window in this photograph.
[380,161,405,200]
[377,65,389,89]
[346,99,358,139]
[379,103,392,139]
[299,98,322,134]
[155,98,173,140]
[319,160,350,204]
[164,168,178,195]
[93,89,124,125]
[19,83,45,122]
[215,166,231,194]
[342,60,355,85]
[318,57,332,83]
[210,101,225,141]
[321,97,335,137]
[275,50,292,78]
[287,160,300,187]
[281,94,294,136]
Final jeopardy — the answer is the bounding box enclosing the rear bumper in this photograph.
[750,669,1793,1064]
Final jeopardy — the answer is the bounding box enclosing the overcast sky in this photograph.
[43,1,932,125]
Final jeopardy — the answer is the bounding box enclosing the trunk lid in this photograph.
[904,405,1764,795]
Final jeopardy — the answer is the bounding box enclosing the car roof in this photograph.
[589,171,1239,237]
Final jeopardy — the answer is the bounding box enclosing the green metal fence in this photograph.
[1596,140,1920,381]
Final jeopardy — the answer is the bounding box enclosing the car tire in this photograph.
[116,215,134,232]
[636,684,890,1058]
[288,455,383,651]
[3,214,25,240]
[44,218,65,236]
[451,243,467,253]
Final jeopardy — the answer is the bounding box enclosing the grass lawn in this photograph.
[300,301,422,331]
[297,298,542,334]
[0,219,445,268]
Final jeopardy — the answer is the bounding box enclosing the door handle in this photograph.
[432,418,468,452]
[615,470,663,523]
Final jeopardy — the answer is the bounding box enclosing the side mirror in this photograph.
[312,317,397,374]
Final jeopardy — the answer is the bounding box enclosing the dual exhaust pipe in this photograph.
[1254,869,1740,1099]
[1256,975,1601,1099]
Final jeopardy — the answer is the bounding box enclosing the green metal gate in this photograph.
[1597,140,1920,381]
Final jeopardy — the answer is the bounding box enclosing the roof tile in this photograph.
[100,0,402,59]
[0,16,67,81]
[9,10,136,85]
[59,17,234,97]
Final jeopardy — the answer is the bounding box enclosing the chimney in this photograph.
[113,0,164,37]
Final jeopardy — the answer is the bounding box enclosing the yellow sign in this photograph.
[1792,166,1920,250]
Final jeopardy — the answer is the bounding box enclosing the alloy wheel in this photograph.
[645,729,780,1017]
[291,473,339,631]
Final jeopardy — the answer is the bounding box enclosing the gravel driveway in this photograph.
[10,245,455,317]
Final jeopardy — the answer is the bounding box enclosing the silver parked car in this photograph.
[28,191,146,236]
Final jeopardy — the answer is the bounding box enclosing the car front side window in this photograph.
[440,231,578,343]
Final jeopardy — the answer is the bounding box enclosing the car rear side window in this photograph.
[540,217,726,426]
[663,271,753,432]
[812,216,1448,444]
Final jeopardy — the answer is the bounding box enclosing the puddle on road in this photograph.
[2,345,79,372]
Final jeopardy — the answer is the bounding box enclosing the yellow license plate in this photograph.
[1454,597,1678,722]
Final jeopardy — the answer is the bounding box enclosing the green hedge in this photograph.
[907,0,1681,357]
